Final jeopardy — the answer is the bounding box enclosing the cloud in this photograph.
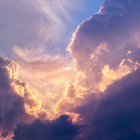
[0,0,96,58]
[13,115,81,140]
[58,1,140,139]
[74,68,140,140]
[34,0,77,22]
[1,0,140,139]
[13,47,76,116]
[0,0,48,55]
[67,0,140,94]
[0,0,71,56]
[0,57,42,138]
[0,57,81,140]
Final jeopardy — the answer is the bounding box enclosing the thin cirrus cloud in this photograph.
[13,46,76,115]
[0,0,102,57]
[0,0,72,56]
[0,0,47,55]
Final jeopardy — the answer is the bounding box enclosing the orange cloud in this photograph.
[13,47,76,117]
[0,57,47,138]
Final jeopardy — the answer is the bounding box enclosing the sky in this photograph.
[0,0,103,56]
[1,0,140,140]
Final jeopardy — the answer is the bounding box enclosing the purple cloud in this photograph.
[0,58,42,138]
[13,115,81,140]
[74,68,140,140]
[68,0,140,92]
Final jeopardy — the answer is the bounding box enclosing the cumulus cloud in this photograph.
[0,57,82,140]
[54,0,140,120]
[67,0,140,94]
[0,57,42,138]
[1,0,140,139]
[55,69,140,140]
[75,68,140,140]
[56,0,140,139]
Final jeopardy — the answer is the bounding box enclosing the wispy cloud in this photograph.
[13,46,75,115]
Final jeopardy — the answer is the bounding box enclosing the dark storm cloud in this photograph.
[13,115,81,140]
[0,58,41,138]
[75,69,140,140]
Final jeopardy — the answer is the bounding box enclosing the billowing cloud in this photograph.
[67,0,140,94]
[0,57,42,138]
[0,57,81,140]
[58,0,140,139]
[54,0,140,119]
[1,0,140,139]
[74,68,140,140]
